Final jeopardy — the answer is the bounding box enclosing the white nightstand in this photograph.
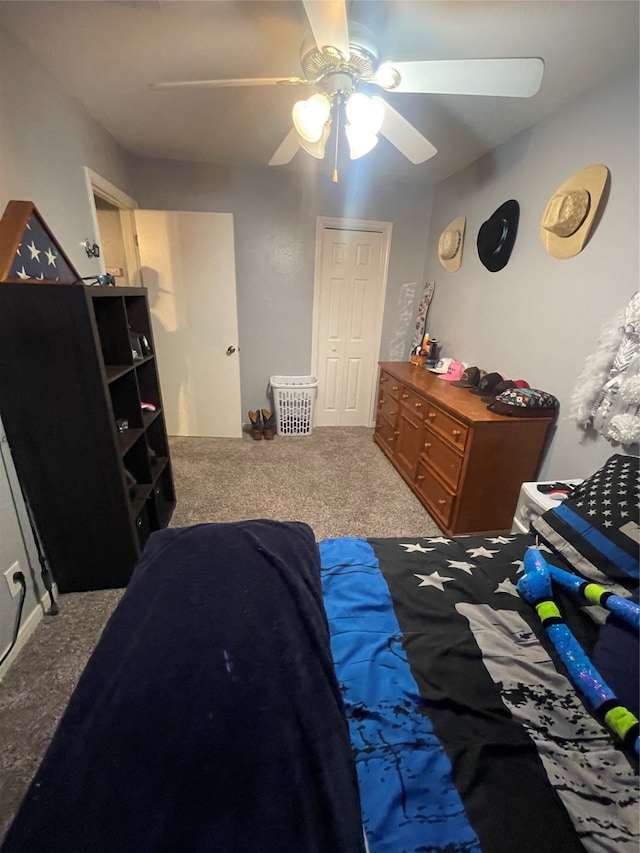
[511,479,584,534]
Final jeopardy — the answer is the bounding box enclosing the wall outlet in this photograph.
[106,266,124,277]
[3,562,24,598]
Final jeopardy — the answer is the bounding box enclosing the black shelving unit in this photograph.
[0,283,176,592]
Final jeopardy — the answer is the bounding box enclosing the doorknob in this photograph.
[226,346,236,355]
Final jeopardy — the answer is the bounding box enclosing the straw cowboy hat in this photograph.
[540,164,609,259]
[438,216,466,272]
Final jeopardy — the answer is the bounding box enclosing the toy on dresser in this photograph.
[410,333,440,367]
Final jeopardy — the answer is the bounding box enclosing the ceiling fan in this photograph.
[150,0,544,176]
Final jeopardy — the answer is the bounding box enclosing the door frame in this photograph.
[311,217,393,427]
[83,167,142,285]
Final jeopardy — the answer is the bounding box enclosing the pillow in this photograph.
[532,454,639,589]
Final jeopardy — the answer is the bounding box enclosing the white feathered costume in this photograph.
[569,291,640,447]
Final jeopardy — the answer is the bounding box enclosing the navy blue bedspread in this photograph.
[2,521,364,853]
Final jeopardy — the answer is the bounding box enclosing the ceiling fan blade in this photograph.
[269,128,301,166]
[302,0,349,57]
[382,58,544,98]
[379,102,437,164]
[150,77,309,91]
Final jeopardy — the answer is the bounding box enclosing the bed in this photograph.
[2,455,638,853]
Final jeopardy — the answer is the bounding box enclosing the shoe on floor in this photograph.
[248,410,263,441]
[261,409,276,440]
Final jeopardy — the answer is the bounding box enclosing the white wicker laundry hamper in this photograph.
[270,375,319,436]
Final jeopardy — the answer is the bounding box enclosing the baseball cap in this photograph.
[469,371,503,396]
[451,366,486,388]
[427,358,453,375]
[513,379,530,388]
[438,360,467,382]
[481,379,517,403]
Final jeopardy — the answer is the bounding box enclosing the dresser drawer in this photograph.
[421,426,463,491]
[375,415,398,452]
[378,393,399,423]
[379,371,402,401]
[398,386,426,414]
[415,460,455,527]
[423,403,468,451]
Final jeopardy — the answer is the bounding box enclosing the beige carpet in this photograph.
[170,427,443,539]
[0,427,441,838]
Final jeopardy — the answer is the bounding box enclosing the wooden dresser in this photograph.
[374,362,553,536]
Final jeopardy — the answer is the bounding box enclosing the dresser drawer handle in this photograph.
[428,412,436,419]
[414,402,423,408]
[452,429,462,437]
[417,475,425,481]
[380,376,387,382]
[392,385,400,391]
[387,437,395,443]
[394,430,400,436]
[401,393,410,399]
[424,442,431,449]
[136,517,143,527]
[389,410,397,416]
[437,499,446,506]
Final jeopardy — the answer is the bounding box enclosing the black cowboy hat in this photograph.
[477,199,520,272]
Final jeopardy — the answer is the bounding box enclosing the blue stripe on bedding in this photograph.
[319,537,480,853]
[554,503,639,577]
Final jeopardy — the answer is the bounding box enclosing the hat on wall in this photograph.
[540,164,609,260]
[438,216,466,272]
[477,200,520,272]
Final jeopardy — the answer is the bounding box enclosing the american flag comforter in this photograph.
[319,533,639,853]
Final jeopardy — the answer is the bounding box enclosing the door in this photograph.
[134,210,242,438]
[313,222,391,427]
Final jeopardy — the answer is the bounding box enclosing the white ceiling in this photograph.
[1,0,638,184]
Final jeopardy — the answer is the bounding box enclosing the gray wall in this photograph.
[0,25,136,660]
[423,63,639,480]
[128,159,434,414]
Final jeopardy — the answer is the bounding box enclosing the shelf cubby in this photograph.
[135,358,161,411]
[153,465,176,529]
[125,294,154,343]
[93,295,133,366]
[109,371,143,429]
[146,414,170,460]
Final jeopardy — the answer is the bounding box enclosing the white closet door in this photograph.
[314,227,387,427]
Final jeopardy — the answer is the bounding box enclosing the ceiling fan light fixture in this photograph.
[345,125,379,160]
[299,124,330,159]
[345,93,384,136]
[292,93,331,142]
[373,62,401,90]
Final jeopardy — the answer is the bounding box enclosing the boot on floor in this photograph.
[248,410,263,440]
[261,409,276,440]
